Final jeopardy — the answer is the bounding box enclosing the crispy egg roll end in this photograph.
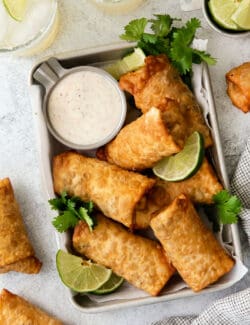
[150,194,235,292]
[73,218,175,296]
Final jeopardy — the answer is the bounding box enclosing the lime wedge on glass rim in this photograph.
[153,131,204,182]
[231,0,250,30]
[56,250,112,293]
[104,48,146,80]
[208,0,240,30]
[3,0,27,21]
[91,273,124,295]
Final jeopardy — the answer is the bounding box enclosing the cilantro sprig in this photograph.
[120,15,216,77]
[213,190,242,225]
[49,191,94,233]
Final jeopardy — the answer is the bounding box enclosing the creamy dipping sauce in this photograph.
[47,69,124,146]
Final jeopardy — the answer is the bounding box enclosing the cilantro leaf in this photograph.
[170,18,200,75]
[49,192,95,232]
[192,50,217,66]
[149,14,174,37]
[120,18,148,41]
[86,201,94,213]
[61,190,68,204]
[185,18,201,44]
[213,190,230,205]
[52,211,78,233]
[48,197,66,211]
[79,207,94,231]
[213,190,242,225]
[142,33,158,44]
[171,44,193,75]
[120,15,216,80]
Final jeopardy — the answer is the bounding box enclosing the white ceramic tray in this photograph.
[29,42,245,313]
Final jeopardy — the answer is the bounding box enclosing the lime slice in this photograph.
[91,273,124,295]
[56,250,112,292]
[3,0,27,21]
[208,0,240,30]
[231,0,250,30]
[104,48,146,80]
[153,131,204,182]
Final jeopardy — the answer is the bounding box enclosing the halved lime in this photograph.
[56,250,112,292]
[231,0,250,30]
[3,0,27,21]
[91,273,124,295]
[104,48,146,80]
[153,131,204,182]
[208,0,240,30]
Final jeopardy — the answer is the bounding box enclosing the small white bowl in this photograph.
[33,59,127,150]
[202,0,250,38]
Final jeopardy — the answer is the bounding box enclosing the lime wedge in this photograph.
[104,48,146,80]
[231,0,250,30]
[3,0,27,21]
[91,273,124,295]
[56,250,112,292]
[153,131,204,182]
[208,0,240,30]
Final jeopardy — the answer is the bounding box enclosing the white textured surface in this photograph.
[0,1,249,324]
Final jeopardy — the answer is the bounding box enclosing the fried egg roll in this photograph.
[97,107,180,170]
[53,152,155,228]
[119,55,212,148]
[73,214,175,296]
[0,289,62,324]
[0,178,41,274]
[135,158,223,228]
[0,257,41,274]
[150,194,234,292]
[226,62,250,113]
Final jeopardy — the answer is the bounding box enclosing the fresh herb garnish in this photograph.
[49,191,94,232]
[120,15,216,77]
[213,190,242,225]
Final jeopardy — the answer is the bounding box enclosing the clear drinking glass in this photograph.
[90,0,146,15]
[0,0,58,55]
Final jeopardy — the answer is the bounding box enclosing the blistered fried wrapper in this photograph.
[151,194,235,292]
[97,107,180,170]
[0,178,41,274]
[53,151,155,228]
[0,289,62,324]
[73,214,175,296]
[135,158,223,229]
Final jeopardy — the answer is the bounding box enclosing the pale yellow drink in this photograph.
[0,0,58,55]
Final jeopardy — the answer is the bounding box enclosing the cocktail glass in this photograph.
[0,0,58,55]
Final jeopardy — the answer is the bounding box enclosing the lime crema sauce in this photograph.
[47,70,123,146]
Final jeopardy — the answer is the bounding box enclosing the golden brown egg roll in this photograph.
[53,152,155,228]
[227,82,250,113]
[73,214,175,296]
[0,257,41,274]
[135,158,223,228]
[150,194,234,292]
[96,107,180,170]
[0,289,62,324]
[119,55,212,148]
[226,62,250,113]
[0,178,41,274]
